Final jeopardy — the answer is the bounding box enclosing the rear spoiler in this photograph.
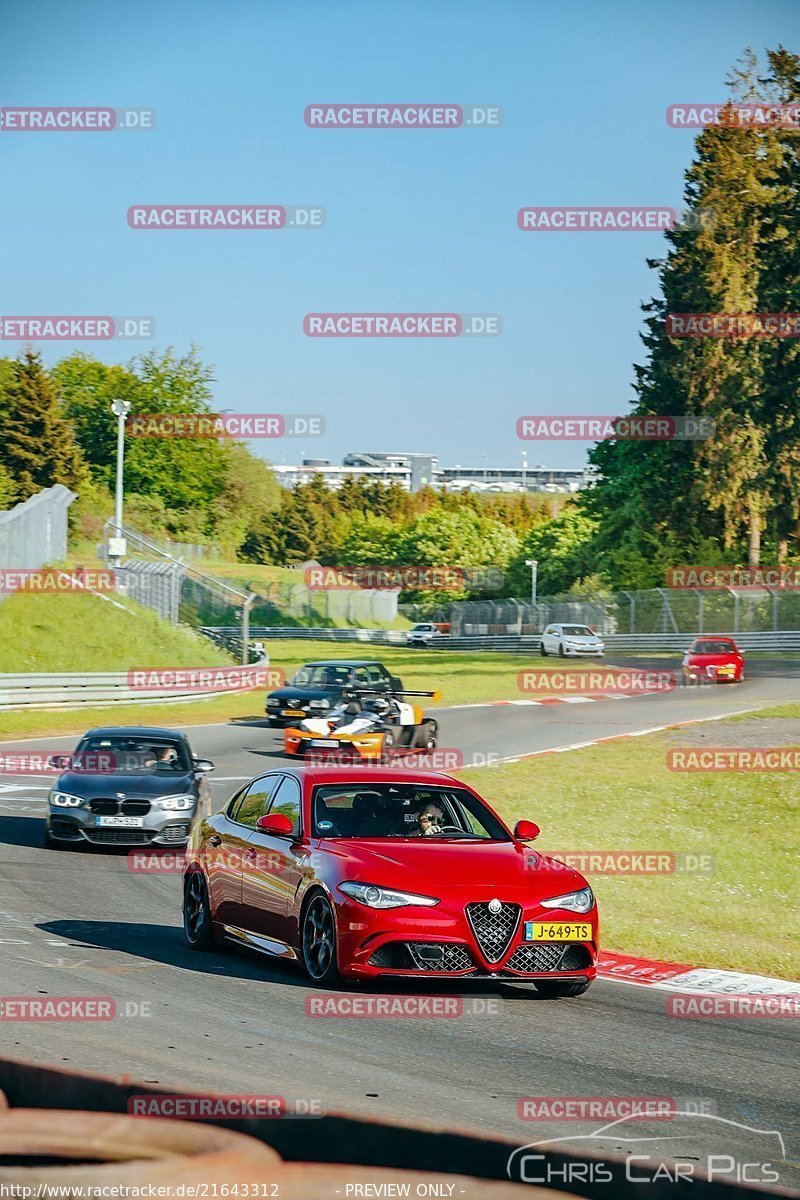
[342,686,442,703]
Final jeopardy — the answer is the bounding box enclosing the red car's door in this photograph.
[207,776,282,928]
[241,774,306,950]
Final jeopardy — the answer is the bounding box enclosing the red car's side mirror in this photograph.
[514,820,540,841]
[256,813,294,835]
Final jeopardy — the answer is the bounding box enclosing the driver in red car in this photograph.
[418,801,445,836]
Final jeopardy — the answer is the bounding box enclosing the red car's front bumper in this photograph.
[333,891,598,982]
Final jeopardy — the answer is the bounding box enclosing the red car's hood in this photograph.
[317,837,586,900]
[688,652,740,665]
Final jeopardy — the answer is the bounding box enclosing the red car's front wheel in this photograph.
[301,892,341,985]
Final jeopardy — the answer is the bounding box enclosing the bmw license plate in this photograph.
[310,739,338,747]
[97,815,144,827]
[524,921,591,942]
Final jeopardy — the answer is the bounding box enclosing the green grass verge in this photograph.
[0,592,232,674]
[457,703,800,978]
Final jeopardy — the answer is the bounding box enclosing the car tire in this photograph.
[533,980,591,998]
[183,871,216,951]
[540,643,547,657]
[301,892,341,985]
[418,719,438,749]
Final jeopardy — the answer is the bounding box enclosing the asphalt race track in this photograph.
[0,656,798,1186]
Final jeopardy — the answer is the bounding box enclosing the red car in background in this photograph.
[682,636,745,684]
[183,765,598,998]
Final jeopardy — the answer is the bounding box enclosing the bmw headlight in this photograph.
[159,795,195,810]
[541,886,594,913]
[339,882,439,909]
[50,791,84,808]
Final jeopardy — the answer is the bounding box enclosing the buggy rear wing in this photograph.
[342,685,442,703]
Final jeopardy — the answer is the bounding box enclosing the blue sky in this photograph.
[2,0,798,471]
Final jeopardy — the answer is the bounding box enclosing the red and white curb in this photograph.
[598,951,800,998]
[442,693,645,709]
[459,705,765,767]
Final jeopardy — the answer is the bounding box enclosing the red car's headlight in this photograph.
[540,887,595,914]
[339,882,440,909]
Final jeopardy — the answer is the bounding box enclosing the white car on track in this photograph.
[540,623,605,658]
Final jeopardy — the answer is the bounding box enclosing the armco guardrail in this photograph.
[0,666,268,711]
[204,626,800,654]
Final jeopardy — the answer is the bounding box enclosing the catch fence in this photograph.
[443,587,800,636]
[0,486,76,596]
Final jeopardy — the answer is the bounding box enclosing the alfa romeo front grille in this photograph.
[505,943,592,974]
[465,902,521,963]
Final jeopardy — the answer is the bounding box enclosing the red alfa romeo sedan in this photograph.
[183,765,598,997]
[682,636,745,684]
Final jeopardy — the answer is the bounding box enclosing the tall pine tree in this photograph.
[0,350,87,500]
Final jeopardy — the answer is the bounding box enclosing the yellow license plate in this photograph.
[282,709,303,717]
[525,921,591,942]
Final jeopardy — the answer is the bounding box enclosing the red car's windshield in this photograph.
[312,783,510,840]
[691,640,737,655]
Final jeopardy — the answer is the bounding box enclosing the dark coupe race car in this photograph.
[265,660,403,727]
[183,765,598,997]
[682,637,745,685]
